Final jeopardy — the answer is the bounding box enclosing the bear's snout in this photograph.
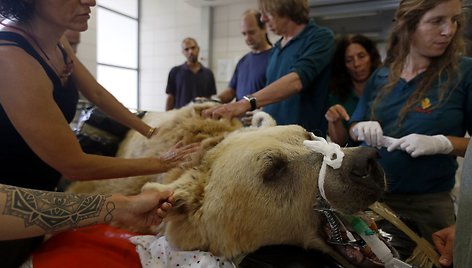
[348,147,384,191]
[350,147,378,178]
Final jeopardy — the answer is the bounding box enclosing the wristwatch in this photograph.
[243,94,257,111]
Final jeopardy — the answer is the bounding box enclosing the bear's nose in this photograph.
[350,147,379,179]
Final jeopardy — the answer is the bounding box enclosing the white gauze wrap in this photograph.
[303,133,344,203]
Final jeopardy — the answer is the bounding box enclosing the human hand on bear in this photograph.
[160,141,200,168]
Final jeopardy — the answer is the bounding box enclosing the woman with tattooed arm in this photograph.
[0,0,198,265]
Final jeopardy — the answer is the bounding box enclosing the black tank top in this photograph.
[0,32,79,191]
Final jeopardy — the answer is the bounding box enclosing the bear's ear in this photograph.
[261,154,289,182]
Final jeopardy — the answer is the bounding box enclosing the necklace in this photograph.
[0,21,74,79]
[401,67,427,82]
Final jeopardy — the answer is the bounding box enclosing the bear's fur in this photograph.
[143,124,385,264]
[68,103,385,267]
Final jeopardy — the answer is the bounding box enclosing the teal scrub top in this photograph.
[263,20,334,137]
[351,57,472,193]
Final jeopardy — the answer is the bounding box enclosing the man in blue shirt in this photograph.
[165,38,216,110]
[217,10,272,103]
[203,0,334,137]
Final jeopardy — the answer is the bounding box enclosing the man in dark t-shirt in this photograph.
[165,37,216,110]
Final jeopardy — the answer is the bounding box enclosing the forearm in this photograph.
[27,128,171,181]
[166,95,174,111]
[252,72,302,108]
[59,153,170,181]
[217,88,236,103]
[447,136,470,157]
[87,88,151,137]
[204,72,304,119]
[72,61,152,137]
[0,184,124,240]
[348,122,359,141]
[328,122,349,146]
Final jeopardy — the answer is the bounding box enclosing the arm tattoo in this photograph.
[105,201,115,223]
[0,185,108,232]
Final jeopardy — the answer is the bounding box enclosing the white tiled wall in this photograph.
[77,8,97,79]
[139,0,264,111]
[140,0,209,111]
[80,0,270,112]
[212,2,257,91]
[140,0,269,111]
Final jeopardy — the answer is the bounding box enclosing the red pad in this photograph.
[32,224,142,268]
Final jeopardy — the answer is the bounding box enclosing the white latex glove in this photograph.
[350,121,383,148]
[387,134,453,158]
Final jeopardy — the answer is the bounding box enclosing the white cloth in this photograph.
[130,235,235,268]
[19,257,32,268]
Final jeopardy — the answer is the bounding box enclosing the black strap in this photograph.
[0,42,21,48]
[0,32,62,89]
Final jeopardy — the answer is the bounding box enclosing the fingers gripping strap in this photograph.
[303,133,344,203]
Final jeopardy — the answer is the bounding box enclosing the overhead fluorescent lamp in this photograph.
[310,0,400,17]
[321,11,378,20]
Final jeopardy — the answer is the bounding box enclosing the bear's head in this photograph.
[148,124,385,260]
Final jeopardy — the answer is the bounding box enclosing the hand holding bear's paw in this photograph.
[114,189,174,227]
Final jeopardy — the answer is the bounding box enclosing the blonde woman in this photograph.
[349,0,471,250]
